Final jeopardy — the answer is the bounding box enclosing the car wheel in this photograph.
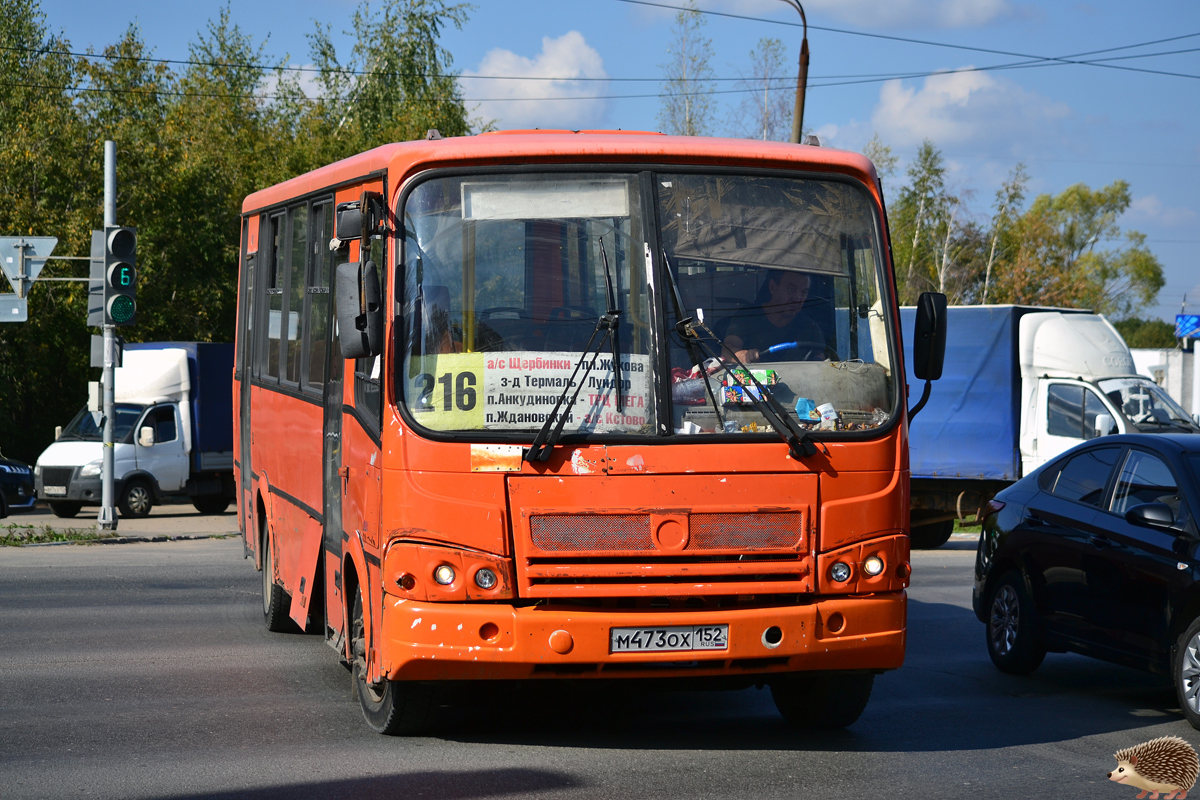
[351,587,436,735]
[910,519,955,550]
[117,480,153,518]
[986,570,1046,674]
[261,516,293,633]
[1173,618,1200,730]
[49,501,83,518]
[192,495,231,515]
[769,672,874,729]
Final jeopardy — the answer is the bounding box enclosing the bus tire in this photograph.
[910,519,954,549]
[769,671,874,729]
[261,518,292,633]
[351,587,436,735]
[193,495,231,515]
[49,501,82,518]
[118,479,153,518]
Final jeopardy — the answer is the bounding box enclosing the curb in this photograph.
[21,533,238,548]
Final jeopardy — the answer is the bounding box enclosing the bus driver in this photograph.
[724,269,824,363]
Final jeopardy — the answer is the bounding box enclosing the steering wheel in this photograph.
[763,340,838,362]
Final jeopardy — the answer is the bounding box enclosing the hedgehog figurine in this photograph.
[1108,736,1199,799]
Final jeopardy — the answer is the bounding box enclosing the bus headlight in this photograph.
[829,561,852,583]
[474,568,497,589]
[862,555,885,577]
[433,565,456,586]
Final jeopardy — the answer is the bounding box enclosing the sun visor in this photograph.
[659,179,872,275]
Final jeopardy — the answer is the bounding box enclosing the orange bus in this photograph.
[234,131,944,734]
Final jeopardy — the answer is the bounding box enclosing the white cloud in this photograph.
[707,0,1015,29]
[460,32,608,131]
[1127,195,1198,228]
[869,69,1070,149]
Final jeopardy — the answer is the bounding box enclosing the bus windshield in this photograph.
[401,173,656,436]
[398,170,896,439]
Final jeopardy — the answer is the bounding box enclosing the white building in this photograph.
[1131,345,1199,422]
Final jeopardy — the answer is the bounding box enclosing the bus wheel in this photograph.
[769,671,874,729]
[261,519,292,633]
[351,587,435,735]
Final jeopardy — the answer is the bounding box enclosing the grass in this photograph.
[954,520,982,534]
[0,522,119,547]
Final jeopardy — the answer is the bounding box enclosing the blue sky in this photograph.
[40,0,1200,323]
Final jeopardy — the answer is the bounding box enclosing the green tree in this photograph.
[1112,317,1177,348]
[992,181,1163,317]
[890,140,948,303]
[658,0,715,137]
[862,133,898,187]
[0,0,94,464]
[981,163,1027,304]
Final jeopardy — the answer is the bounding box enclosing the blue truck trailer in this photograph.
[900,305,1199,548]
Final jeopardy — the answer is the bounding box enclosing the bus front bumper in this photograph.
[377,592,905,681]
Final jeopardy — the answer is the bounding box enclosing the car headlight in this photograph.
[80,461,102,477]
[33,464,41,477]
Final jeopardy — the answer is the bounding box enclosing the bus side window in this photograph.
[304,200,334,392]
[262,213,285,381]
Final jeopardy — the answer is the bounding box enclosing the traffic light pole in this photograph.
[98,140,118,532]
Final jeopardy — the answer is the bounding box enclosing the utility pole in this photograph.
[98,141,118,531]
[776,0,809,144]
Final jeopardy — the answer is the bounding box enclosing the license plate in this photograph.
[610,625,729,653]
[42,486,66,496]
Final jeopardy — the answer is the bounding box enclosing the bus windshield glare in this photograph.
[399,170,895,438]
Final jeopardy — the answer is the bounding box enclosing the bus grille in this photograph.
[519,512,811,598]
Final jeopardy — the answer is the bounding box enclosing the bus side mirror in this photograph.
[913,292,948,381]
[336,261,383,360]
[335,203,362,241]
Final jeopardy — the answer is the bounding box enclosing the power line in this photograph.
[5,24,1198,84]
[612,0,1200,80]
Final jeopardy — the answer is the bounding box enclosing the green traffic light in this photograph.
[108,294,135,324]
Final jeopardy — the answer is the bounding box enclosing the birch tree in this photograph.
[730,37,791,141]
[658,0,715,137]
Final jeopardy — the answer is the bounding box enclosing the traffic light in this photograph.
[103,225,136,326]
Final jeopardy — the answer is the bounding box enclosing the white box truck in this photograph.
[34,342,235,518]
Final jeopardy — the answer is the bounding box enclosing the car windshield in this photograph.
[1098,377,1199,432]
[59,404,145,441]
[397,170,895,441]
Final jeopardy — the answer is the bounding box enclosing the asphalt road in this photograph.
[0,533,1193,800]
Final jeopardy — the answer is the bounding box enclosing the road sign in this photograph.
[0,294,26,322]
[88,230,104,326]
[1178,315,1200,339]
[0,236,57,298]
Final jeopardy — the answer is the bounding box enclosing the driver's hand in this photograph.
[734,349,759,364]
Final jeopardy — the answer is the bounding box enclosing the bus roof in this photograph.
[241,131,880,214]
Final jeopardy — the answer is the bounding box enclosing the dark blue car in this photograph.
[0,449,36,517]
[973,434,1200,727]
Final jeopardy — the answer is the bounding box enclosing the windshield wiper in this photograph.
[598,238,624,415]
[662,254,816,460]
[524,237,622,463]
